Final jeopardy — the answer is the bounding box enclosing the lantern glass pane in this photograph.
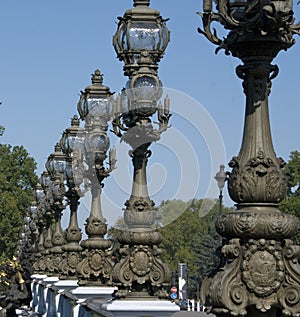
[133,76,158,100]
[88,97,109,116]
[82,98,88,117]
[128,22,160,50]
[120,24,128,50]
[86,134,108,153]
[65,134,84,154]
[160,25,169,50]
[40,174,52,188]
[52,183,63,200]
[53,159,66,173]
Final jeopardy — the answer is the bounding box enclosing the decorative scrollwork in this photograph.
[278,286,300,316]
[198,0,300,54]
[228,151,287,204]
[76,248,113,286]
[112,243,170,299]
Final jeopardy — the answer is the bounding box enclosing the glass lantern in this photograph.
[35,183,45,202]
[40,171,52,190]
[61,115,85,158]
[85,131,110,164]
[214,164,227,192]
[126,74,162,114]
[77,70,113,122]
[113,2,170,67]
[46,143,66,180]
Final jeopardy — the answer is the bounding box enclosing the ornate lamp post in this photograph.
[59,115,86,280]
[34,171,54,275]
[198,1,300,316]
[76,70,116,286]
[44,144,66,275]
[111,0,171,299]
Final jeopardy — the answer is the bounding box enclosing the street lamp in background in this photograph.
[198,0,300,316]
[214,164,227,216]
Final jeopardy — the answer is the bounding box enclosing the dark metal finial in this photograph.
[54,143,61,152]
[91,69,103,85]
[70,114,80,127]
[133,0,150,7]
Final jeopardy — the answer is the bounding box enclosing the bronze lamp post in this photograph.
[34,171,54,275]
[44,144,67,275]
[76,70,116,286]
[111,0,171,299]
[198,0,300,316]
[59,115,86,280]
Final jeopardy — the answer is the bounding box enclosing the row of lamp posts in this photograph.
[15,0,300,316]
[16,0,174,308]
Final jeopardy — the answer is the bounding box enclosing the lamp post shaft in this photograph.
[198,0,300,316]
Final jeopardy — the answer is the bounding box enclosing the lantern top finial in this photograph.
[91,69,104,85]
[133,0,150,7]
[70,114,80,127]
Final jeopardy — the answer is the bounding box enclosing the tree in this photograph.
[158,198,233,297]
[280,150,300,242]
[0,144,38,262]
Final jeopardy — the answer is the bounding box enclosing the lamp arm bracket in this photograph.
[197,12,222,45]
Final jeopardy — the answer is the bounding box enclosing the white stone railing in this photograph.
[23,275,180,317]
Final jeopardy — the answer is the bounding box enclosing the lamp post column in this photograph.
[75,70,116,287]
[111,0,171,299]
[59,115,85,280]
[198,0,300,316]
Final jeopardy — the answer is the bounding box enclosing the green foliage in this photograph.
[280,150,300,242]
[159,198,233,297]
[0,144,38,262]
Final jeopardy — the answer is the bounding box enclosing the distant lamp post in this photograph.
[45,144,66,275]
[36,171,54,275]
[76,70,116,286]
[198,0,300,316]
[111,0,171,299]
[32,182,47,274]
[214,164,227,216]
[59,115,86,280]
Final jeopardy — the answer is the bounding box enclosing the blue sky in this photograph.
[0,1,299,227]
